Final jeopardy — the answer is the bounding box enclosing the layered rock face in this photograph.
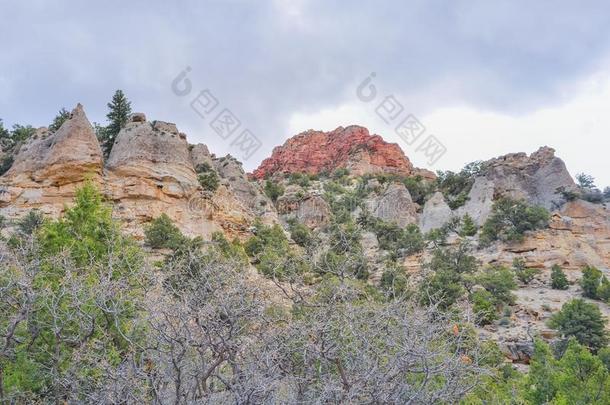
[5,104,103,186]
[0,105,275,240]
[0,105,104,218]
[483,146,577,210]
[252,125,417,179]
[213,155,276,221]
[366,183,417,227]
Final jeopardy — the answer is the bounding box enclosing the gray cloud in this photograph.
[1,0,610,178]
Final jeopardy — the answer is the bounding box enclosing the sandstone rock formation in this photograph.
[5,104,103,186]
[456,177,495,226]
[366,182,417,227]
[277,185,331,229]
[482,146,577,210]
[190,143,214,170]
[252,125,418,179]
[213,155,275,222]
[0,105,277,240]
[0,105,104,219]
[420,191,453,232]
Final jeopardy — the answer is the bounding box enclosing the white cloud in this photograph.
[287,68,610,187]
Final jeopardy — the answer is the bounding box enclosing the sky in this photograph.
[1,0,609,186]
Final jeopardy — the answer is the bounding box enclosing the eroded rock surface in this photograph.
[366,183,417,227]
[420,191,453,232]
[252,126,418,179]
[0,105,276,240]
[482,146,577,210]
[5,104,103,186]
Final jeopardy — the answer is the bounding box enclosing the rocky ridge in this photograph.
[1,105,609,366]
[0,104,275,239]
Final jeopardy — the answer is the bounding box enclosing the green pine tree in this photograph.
[101,90,131,157]
[459,213,478,237]
[48,107,70,132]
[550,264,569,290]
[549,298,608,352]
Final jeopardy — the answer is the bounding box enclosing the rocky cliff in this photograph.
[252,125,432,179]
[0,105,275,240]
[1,105,609,366]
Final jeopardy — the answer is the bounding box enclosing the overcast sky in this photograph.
[1,0,609,186]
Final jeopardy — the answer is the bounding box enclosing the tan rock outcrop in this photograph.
[366,182,417,227]
[277,185,331,229]
[482,146,577,210]
[477,199,609,271]
[420,191,453,232]
[5,104,103,186]
[0,104,104,219]
[214,155,276,222]
[0,105,275,241]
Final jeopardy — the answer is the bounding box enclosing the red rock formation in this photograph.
[251,126,416,179]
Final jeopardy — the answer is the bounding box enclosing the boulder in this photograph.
[190,143,214,171]
[296,195,331,229]
[106,119,197,195]
[457,177,495,226]
[420,191,453,232]
[130,112,146,123]
[366,182,417,227]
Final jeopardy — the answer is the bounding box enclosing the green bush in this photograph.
[0,183,145,400]
[598,277,610,302]
[436,161,483,209]
[48,108,70,132]
[512,257,540,284]
[576,173,596,189]
[599,347,610,371]
[480,197,550,245]
[316,221,369,280]
[550,264,569,290]
[245,221,308,279]
[144,213,184,249]
[244,222,287,256]
[476,265,517,305]
[459,214,478,237]
[17,209,45,235]
[288,172,310,187]
[327,191,362,224]
[0,154,13,175]
[288,220,315,248]
[471,290,498,325]
[331,167,350,180]
[323,180,346,195]
[264,179,284,202]
[402,175,435,205]
[380,262,410,299]
[549,298,608,352]
[211,231,248,264]
[581,265,603,298]
[198,171,220,192]
[420,242,478,309]
[580,265,609,301]
[195,162,213,173]
[467,339,610,404]
[372,221,425,259]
